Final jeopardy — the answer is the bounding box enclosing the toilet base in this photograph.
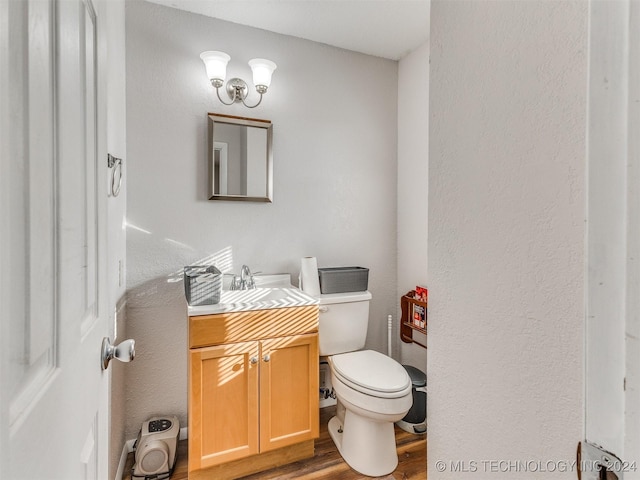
[328,413,399,477]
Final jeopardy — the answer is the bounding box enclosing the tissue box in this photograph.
[318,267,369,294]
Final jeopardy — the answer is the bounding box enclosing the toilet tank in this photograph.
[318,291,372,356]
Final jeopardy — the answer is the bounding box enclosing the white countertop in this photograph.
[187,286,319,316]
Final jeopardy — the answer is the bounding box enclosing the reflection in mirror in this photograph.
[208,113,273,202]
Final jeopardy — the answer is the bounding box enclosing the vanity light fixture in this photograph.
[200,51,277,109]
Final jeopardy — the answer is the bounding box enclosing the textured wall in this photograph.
[125,1,398,440]
[428,1,586,478]
[397,41,429,371]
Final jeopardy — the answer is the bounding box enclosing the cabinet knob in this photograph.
[263,354,271,362]
[250,356,258,364]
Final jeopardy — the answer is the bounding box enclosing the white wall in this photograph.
[428,1,586,478]
[124,1,398,440]
[397,41,429,371]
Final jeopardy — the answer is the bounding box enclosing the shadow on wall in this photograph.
[125,275,188,439]
[124,233,237,439]
[126,243,234,310]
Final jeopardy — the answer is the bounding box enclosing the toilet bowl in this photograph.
[318,291,413,477]
[327,350,412,476]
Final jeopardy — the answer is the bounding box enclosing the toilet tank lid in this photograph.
[318,290,372,305]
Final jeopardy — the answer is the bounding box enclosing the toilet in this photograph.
[318,290,412,477]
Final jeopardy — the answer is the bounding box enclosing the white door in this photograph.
[0,0,112,478]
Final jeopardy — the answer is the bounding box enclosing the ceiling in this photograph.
[145,0,430,61]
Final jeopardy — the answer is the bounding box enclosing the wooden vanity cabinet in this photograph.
[259,334,319,452]
[188,305,319,478]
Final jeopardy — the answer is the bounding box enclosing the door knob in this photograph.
[101,337,135,370]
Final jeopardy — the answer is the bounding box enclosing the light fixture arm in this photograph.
[240,93,263,109]
[213,81,236,106]
[211,77,264,109]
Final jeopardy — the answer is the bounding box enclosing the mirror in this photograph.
[208,113,273,202]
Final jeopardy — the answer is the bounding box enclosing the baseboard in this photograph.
[115,441,131,480]
[115,427,188,480]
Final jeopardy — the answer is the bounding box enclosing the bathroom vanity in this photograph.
[187,287,319,479]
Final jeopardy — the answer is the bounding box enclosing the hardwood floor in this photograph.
[123,406,427,480]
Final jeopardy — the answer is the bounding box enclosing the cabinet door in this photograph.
[189,341,259,470]
[259,333,319,452]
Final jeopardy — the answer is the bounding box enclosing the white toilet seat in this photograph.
[329,350,412,399]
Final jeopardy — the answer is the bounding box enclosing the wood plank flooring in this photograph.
[123,406,427,480]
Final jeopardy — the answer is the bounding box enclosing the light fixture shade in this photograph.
[200,51,231,82]
[248,58,277,88]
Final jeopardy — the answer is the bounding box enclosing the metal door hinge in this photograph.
[578,441,627,480]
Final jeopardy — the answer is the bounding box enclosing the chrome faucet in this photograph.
[230,265,256,290]
[229,265,257,290]
[240,265,255,290]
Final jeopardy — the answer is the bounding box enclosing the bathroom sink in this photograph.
[221,272,294,290]
[188,274,318,316]
[222,287,292,304]
[252,274,295,288]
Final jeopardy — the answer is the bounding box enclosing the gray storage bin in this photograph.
[184,265,222,306]
[318,266,369,294]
